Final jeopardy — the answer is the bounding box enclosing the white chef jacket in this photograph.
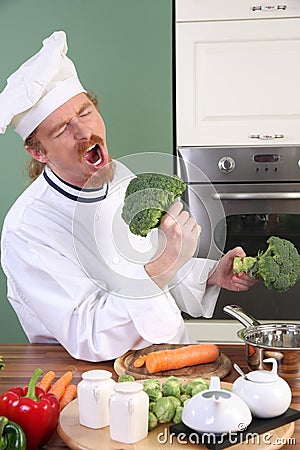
[1,161,220,361]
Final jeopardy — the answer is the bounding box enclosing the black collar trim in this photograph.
[43,167,109,203]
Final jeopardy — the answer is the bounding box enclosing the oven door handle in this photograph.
[212,192,300,200]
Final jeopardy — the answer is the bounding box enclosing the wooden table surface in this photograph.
[0,343,299,449]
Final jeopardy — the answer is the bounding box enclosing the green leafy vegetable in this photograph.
[173,405,184,424]
[121,173,186,237]
[148,411,158,431]
[143,379,162,402]
[180,378,208,396]
[117,374,135,382]
[166,395,181,409]
[161,376,181,399]
[152,397,176,423]
[233,236,300,292]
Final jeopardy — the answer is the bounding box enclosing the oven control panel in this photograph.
[177,145,300,183]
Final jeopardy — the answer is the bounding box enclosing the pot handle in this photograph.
[223,305,262,327]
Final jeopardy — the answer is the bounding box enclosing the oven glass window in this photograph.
[212,213,300,320]
[215,213,300,255]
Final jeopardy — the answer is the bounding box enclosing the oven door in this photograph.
[185,182,300,321]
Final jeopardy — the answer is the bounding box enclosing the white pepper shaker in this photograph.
[77,369,115,429]
[109,381,149,443]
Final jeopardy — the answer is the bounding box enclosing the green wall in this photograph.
[0,0,173,342]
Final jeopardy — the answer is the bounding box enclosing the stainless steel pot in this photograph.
[223,304,300,379]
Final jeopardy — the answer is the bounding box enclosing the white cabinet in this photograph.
[176,0,300,22]
[175,1,300,146]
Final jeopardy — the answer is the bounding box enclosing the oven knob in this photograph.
[218,156,235,173]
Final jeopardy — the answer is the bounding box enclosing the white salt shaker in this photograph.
[77,369,115,429]
[109,381,149,444]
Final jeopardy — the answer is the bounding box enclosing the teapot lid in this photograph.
[246,358,279,383]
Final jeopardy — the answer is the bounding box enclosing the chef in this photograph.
[0,31,255,362]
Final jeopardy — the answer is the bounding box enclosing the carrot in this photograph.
[37,370,56,392]
[59,384,77,410]
[48,370,73,400]
[133,355,147,368]
[145,344,220,374]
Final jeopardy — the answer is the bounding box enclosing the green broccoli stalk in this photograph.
[121,173,186,237]
[233,236,300,292]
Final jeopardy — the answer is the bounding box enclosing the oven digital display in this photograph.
[253,154,280,163]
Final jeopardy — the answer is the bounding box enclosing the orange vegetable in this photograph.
[37,370,56,392]
[59,384,77,410]
[48,370,73,400]
[145,344,220,374]
[133,355,147,368]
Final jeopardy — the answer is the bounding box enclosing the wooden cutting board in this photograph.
[114,344,232,380]
[57,399,295,450]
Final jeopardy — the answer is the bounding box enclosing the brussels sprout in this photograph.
[117,374,136,382]
[148,411,159,431]
[143,379,162,402]
[167,395,181,409]
[173,405,183,424]
[149,401,156,413]
[181,378,208,396]
[180,393,191,406]
[162,376,181,399]
[191,382,209,396]
[148,411,158,431]
[153,397,176,423]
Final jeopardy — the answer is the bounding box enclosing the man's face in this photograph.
[29,92,114,187]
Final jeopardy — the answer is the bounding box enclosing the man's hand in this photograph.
[145,201,201,289]
[207,247,258,291]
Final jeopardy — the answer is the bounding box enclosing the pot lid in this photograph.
[246,357,279,382]
[246,370,278,383]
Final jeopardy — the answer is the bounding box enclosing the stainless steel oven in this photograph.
[176,145,300,323]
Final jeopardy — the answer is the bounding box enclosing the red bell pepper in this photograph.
[0,368,60,450]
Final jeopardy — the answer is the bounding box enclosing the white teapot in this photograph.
[232,358,291,419]
[182,376,252,434]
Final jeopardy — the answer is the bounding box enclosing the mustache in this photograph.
[77,134,105,158]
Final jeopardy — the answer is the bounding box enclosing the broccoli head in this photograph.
[233,236,300,292]
[121,173,186,237]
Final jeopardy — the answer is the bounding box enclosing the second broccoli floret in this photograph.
[233,236,300,292]
[121,173,186,237]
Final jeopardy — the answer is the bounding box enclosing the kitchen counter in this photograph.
[0,343,299,449]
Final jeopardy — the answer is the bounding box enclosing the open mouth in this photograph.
[83,144,104,167]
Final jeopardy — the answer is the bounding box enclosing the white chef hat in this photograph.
[0,31,86,140]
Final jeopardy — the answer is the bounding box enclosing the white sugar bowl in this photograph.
[232,358,291,419]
